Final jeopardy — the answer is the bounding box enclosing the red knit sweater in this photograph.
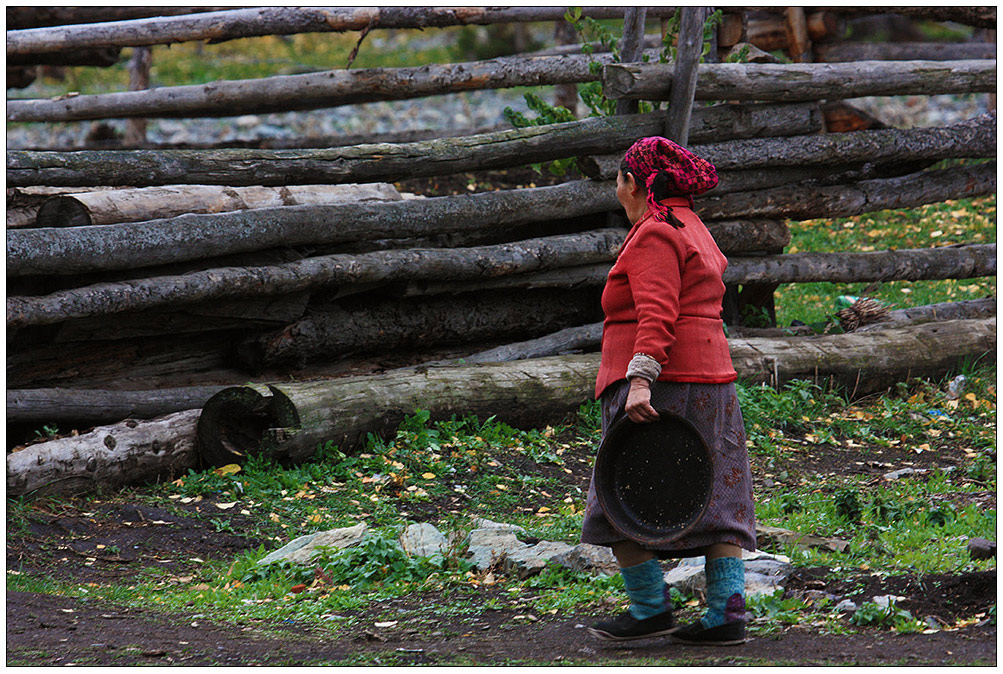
[595,198,737,398]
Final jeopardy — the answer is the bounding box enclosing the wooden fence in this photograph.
[5,6,998,492]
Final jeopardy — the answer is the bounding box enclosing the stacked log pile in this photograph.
[6,7,997,496]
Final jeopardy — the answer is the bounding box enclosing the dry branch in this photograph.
[603,59,997,102]
[6,101,822,187]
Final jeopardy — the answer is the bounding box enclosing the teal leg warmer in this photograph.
[701,556,746,628]
[620,558,667,620]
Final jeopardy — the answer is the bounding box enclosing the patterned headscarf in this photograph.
[623,136,718,226]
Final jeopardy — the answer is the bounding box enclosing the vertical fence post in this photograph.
[615,7,648,116]
[124,46,152,146]
[664,6,705,145]
[784,7,813,63]
[554,19,579,116]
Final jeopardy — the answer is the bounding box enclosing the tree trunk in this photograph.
[195,317,996,466]
[855,298,997,332]
[6,101,823,187]
[7,50,645,123]
[7,388,225,426]
[123,46,152,146]
[422,322,605,366]
[697,163,996,222]
[815,42,998,63]
[34,183,402,228]
[603,59,997,102]
[7,409,200,498]
[6,229,626,329]
[238,288,603,368]
[7,6,683,55]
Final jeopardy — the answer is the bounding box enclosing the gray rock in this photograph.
[466,528,526,571]
[257,523,368,565]
[400,522,448,558]
[967,537,997,560]
[835,599,858,613]
[504,540,575,579]
[872,594,903,608]
[663,550,792,597]
[551,543,619,576]
[883,467,927,480]
[471,518,525,534]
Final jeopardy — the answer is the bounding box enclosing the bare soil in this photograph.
[7,436,996,666]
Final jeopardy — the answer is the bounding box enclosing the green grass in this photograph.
[775,194,996,327]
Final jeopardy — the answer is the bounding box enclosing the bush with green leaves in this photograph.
[850,600,923,633]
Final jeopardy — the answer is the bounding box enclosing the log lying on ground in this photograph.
[815,42,998,63]
[6,50,651,122]
[6,229,626,329]
[6,7,229,30]
[195,317,997,466]
[423,323,605,366]
[814,6,997,29]
[697,162,996,222]
[34,183,403,228]
[7,387,225,426]
[855,298,997,332]
[6,101,822,187]
[603,59,997,102]
[238,288,603,368]
[7,409,199,498]
[7,6,682,56]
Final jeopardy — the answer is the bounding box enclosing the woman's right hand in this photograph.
[625,378,659,423]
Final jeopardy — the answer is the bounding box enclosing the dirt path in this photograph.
[6,589,995,666]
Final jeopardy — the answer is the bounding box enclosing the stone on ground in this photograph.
[257,523,368,565]
[662,549,793,596]
[400,522,448,558]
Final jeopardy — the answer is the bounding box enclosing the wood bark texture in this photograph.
[812,6,996,29]
[7,229,626,328]
[6,102,822,187]
[238,288,603,368]
[196,317,996,465]
[7,387,225,425]
[698,163,996,222]
[7,50,648,122]
[665,6,705,144]
[602,59,997,102]
[815,42,998,63]
[855,298,997,332]
[6,47,121,67]
[34,183,402,228]
[7,7,683,55]
[7,409,200,497]
[614,6,648,116]
[6,7,230,30]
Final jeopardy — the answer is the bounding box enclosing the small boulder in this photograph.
[400,522,448,558]
[258,523,368,565]
[663,550,792,597]
[967,537,997,560]
[471,517,526,534]
[552,544,619,576]
[504,540,575,579]
[466,528,527,571]
[835,599,858,613]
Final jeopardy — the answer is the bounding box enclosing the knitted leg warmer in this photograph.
[620,558,668,620]
[701,556,746,628]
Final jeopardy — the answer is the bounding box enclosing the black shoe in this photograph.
[588,609,678,642]
[670,619,747,646]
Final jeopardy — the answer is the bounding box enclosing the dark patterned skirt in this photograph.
[580,379,757,558]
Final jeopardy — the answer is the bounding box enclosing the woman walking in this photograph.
[582,137,756,646]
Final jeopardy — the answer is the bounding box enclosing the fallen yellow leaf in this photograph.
[421,473,436,479]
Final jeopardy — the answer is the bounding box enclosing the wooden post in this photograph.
[784,7,812,63]
[664,6,705,144]
[615,7,648,116]
[553,20,579,116]
[705,7,718,63]
[123,46,152,146]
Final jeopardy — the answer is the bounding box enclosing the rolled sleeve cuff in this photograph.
[625,353,663,383]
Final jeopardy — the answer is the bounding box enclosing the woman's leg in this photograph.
[701,543,746,627]
[587,541,675,641]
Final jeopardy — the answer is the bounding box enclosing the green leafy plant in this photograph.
[32,424,59,440]
[850,599,919,631]
[834,489,863,524]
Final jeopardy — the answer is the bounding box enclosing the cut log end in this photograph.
[196,384,300,468]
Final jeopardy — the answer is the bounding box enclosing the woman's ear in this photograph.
[625,171,643,195]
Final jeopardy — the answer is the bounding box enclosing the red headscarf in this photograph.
[623,136,718,225]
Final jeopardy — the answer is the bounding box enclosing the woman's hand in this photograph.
[625,378,659,423]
